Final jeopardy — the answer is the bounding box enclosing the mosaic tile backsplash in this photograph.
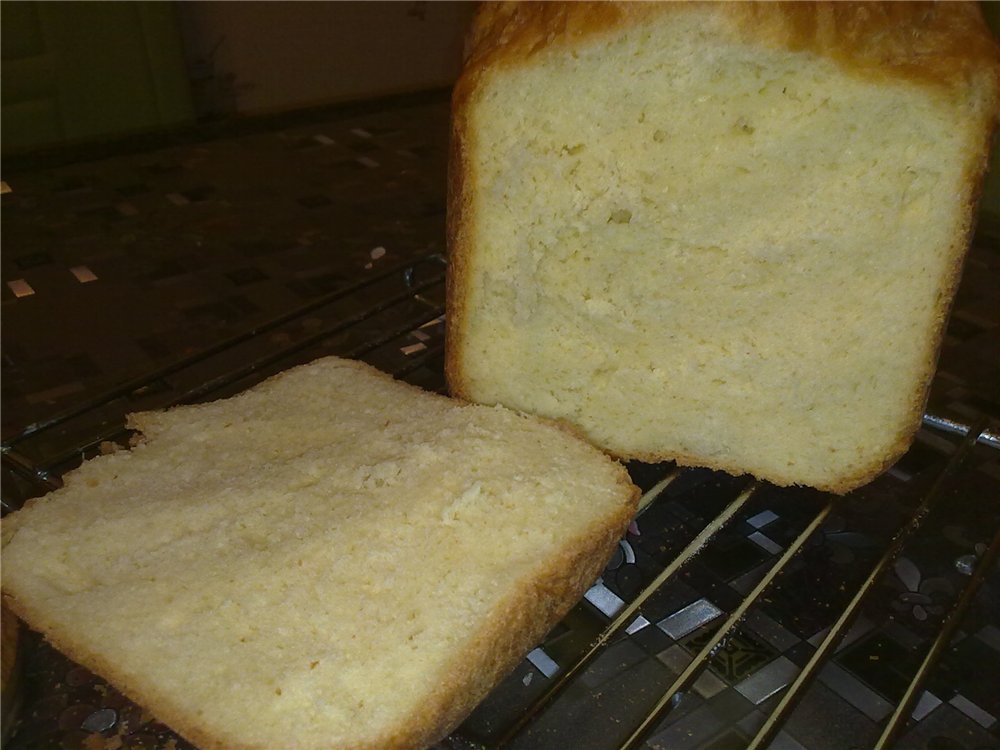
[2,91,999,750]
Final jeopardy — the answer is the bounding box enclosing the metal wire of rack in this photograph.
[470,423,996,750]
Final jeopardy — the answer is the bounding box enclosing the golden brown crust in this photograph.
[444,71,474,400]
[461,2,1000,92]
[463,1,631,72]
[610,442,894,496]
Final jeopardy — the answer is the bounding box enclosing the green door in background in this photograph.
[2,1,194,155]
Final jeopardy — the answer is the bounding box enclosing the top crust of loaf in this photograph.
[1,357,639,750]
[461,2,1000,93]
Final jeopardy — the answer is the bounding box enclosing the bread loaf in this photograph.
[1,357,638,750]
[446,1,1000,493]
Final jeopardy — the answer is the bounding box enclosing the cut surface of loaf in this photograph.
[1,357,638,750]
[446,2,1000,493]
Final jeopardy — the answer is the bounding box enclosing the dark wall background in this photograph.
[1,1,474,156]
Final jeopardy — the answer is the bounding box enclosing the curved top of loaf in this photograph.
[461,1,999,97]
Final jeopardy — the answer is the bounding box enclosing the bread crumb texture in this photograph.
[1,357,637,750]
[450,2,999,493]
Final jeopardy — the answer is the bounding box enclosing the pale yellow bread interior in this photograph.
[448,4,999,493]
[1,357,637,750]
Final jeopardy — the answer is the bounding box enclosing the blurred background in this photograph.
[2,1,475,155]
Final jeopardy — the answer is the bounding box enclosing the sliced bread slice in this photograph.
[1,357,638,750]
